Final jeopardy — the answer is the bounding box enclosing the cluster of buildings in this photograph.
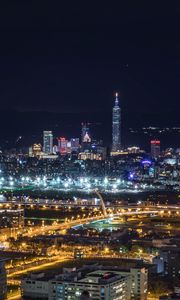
[0,208,24,229]
[27,93,163,163]
[29,124,106,161]
[153,246,180,279]
[27,93,121,161]
[21,263,148,300]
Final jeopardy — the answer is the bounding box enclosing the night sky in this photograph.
[1,2,180,148]
[0,2,180,114]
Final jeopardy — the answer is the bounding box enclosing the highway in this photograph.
[7,256,71,279]
[7,256,72,300]
[0,198,180,214]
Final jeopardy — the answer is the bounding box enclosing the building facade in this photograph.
[55,270,129,300]
[32,143,42,156]
[21,265,148,300]
[0,209,24,228]
[70,138,79,152]
[57,137,68,155]
[81,123,91,144]
[43,131,53,154]
[150,140,160,158]
[159,248,180,279]
[112,93,121,152]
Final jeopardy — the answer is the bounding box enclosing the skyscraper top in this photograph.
[112,92,121,152]
[115,92,119,106]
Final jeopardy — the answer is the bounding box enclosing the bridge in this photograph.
[0,190,180,218]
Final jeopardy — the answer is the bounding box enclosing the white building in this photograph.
[54,270,129,300]
[43,131,53,154]
[21,264,148,300]
[21,272,49,299]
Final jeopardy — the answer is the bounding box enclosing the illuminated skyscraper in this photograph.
[151,140,160,158]
[70,138,79,152]
[43,131,53,154]
[57,137,68,155]
[112,93,121,152]
[81,123,91,143]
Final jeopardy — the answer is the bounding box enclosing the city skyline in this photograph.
[112,93,121,152]
[1,4,180,300]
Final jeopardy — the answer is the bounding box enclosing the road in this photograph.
[8,294,21,300]
[8,256,71,279]
[7,254,73,299]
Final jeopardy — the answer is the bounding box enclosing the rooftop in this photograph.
[78,270,127,285]
[22,263,148,284]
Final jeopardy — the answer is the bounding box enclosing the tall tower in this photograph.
[81,122,91,144]
[151,140,160,158]
[112,93,121,152]
[43,131,53,154]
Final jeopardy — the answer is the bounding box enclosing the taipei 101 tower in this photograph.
[112,92,121,152]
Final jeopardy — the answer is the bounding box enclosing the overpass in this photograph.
[0,196,180,217]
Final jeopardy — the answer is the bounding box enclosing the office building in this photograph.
[70,138,79,152]
[78,151,102,160]
[21,273,49,300]
[159,248,180,278]
[118,267,148,300]
[67,141,72,154]
[32,143,42,156]
[78,145,106,160]
[21,271,129,300]
[56,270,129,300]
[151,140,160,158]
[53,145,59,154]
[112,93,121,152]
[21,264,148,300]
[57,137,68,155]
[43,131,53,154]
[127,146,143,154]
[81,123,91,144]
[0,209,24,228]
[0,260,7,300]
[152,256,164,274]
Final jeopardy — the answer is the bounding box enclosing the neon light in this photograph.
[151,140,160,144]
[142,160,151,164]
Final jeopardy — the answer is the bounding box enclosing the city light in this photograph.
[0,6,179,300]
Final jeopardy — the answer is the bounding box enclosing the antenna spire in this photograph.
[115,92,119,105]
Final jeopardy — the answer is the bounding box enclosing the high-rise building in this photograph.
[43,131,53,154]
[159,248,180,278]
[81,123,91,144]
[112,93,121,152]
[21,265,148,300]
[70,138,79,152]
[21,269,129,300]
[32,143,42,156]
[151,140,160,158]
[58,137,68,155]
[0,209,24,228]
[53,145,59,154]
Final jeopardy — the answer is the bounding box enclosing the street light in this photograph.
[64,182,69,188]
[113,184,117,190]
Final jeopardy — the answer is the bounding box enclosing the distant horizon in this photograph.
[0,109,180,151]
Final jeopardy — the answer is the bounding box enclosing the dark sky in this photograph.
[0,2,180,114]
